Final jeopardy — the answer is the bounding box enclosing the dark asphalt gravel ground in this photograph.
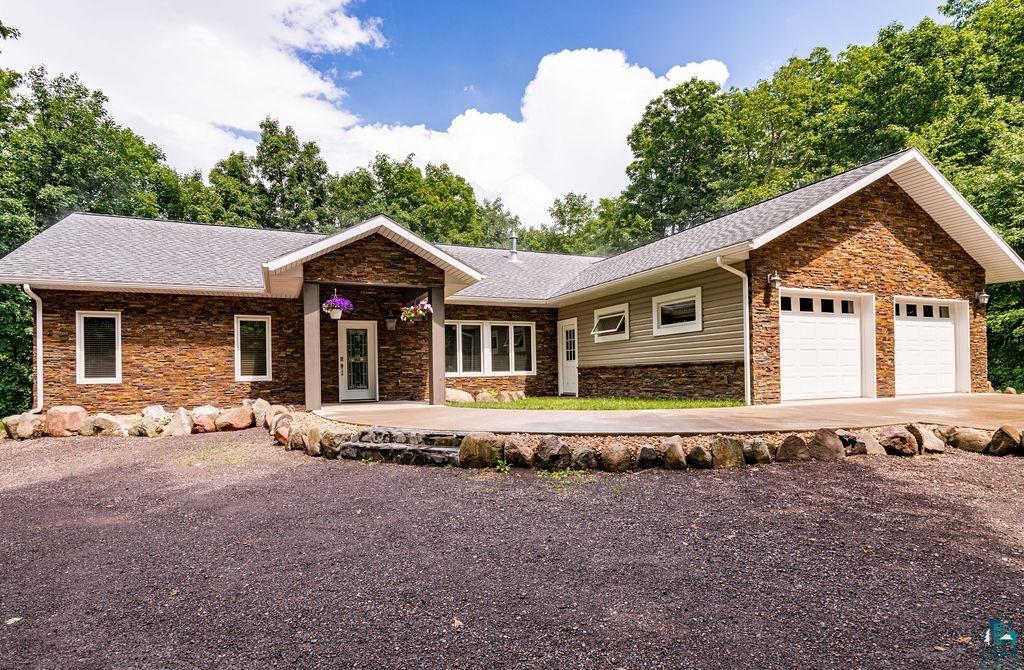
[1,429,1022,669]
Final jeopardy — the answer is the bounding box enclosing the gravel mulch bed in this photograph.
[1,429,1022,669]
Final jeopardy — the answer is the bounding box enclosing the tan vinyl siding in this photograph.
[557,266,744,367]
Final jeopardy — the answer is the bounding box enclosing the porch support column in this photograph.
[303,282,322,411]
[429,286,445,405]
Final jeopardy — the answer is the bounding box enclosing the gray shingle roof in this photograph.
[437,245,600,300]
[552,151,910,297]
[0,151,912,300]
[0,213,323,291]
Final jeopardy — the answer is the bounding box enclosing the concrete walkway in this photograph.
[315,393,1024,435]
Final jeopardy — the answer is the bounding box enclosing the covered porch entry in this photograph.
[260,216,484,410]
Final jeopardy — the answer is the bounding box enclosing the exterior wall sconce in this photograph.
[385,308,398,331]
[767,271,782,290]
[976,291,990,306]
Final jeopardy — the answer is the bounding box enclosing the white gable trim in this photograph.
[751,148,1024,283]
[262,215,484,285]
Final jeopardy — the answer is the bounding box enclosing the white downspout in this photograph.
[716,257,752,406]
[22,284,43,413]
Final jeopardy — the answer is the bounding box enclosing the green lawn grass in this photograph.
[446,396,743,410]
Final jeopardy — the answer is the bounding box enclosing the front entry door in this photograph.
[558,318,579,395]
[339,320,378,401]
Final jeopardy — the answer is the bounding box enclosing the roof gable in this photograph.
[262,215,483,287]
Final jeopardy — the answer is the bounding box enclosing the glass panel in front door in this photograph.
[346,329,369,390]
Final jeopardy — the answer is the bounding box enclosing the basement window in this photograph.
[76,311,122,384]
[591,303,629,342]
[235,315,272,382]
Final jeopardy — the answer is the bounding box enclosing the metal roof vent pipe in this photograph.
[508,228,522,263]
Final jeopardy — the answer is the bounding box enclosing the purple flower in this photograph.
[322,296,354,313]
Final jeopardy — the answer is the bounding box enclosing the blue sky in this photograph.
[323,0,942,129]
[7,0,944,225]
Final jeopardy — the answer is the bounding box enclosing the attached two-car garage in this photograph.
[779,291,969,401]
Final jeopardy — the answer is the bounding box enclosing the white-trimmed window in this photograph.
[652,287,702,336]
[591,303,629,342]
[234,315,272,382]
[445,321,536,376]
[76,311,122,384]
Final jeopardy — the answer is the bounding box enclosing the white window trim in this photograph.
[591,302,630,342]
[445,320,537,377]
[652,287,702,336]
[76,310,122,385]
[234,315,273,382]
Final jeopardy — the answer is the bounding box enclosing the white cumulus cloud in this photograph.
[2,1,727,226]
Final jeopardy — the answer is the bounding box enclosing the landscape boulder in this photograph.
[193,414,217,434]
[776,435,810,462]
[444,388,474,403]
[877,426,918,457]
[807,429,846,461]
[907,424,945,454]
[44,406,88,437]
[273,417,292,446]
[1004,387,1018,394]
[934,425,958,444]
[599,442,632,473]
[950,427,990,453]
[570,445,599,470]
[502,436,534,468]
[191,405,221,423]
[215,406,255,431]
[459,432,503,468]
[710,436,745,469]
[742,437,772,465]
[129,418,163,438]
[686,443,713,469]
[263,405,288,431]
[3,415,21,439]
[849,431,886,456]
[142,405,170,422]
[250,399,271,428]
[535,435,570,470]
[16,413,45,440]
[987,424,1021,456]
[497,390,518,403]
[635,444,661,470]
[835,429,858,451]
[92,413,128,438]
[474,391,497,404]
[303,427,323,457]
[660,436,688,469]
[288,427,306,452]
[161,408,194,437]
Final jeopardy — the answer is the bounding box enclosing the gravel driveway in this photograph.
[1,429,1022,669]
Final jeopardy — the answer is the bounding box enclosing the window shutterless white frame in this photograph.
[652,287,702,336]
[234,315,273,382]
[444,320,537,377]
[591,302,629,342]
[76,310,122,384]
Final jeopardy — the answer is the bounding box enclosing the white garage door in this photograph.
[894,300,956,395]
[780,294,863,401]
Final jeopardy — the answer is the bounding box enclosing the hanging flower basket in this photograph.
[322,295,354,320]
[400,300,433,322]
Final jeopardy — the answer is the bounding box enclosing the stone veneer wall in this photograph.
[577,361,745,400]
[748,176,988,404]
[443,304,558,396]
[318,285,431,402]
[304,233,445,286]
[37,290,305,414]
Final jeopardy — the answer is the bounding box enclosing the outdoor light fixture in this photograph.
[767,271,782,290]
[385,308,398,331]
[976,291,990,306]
